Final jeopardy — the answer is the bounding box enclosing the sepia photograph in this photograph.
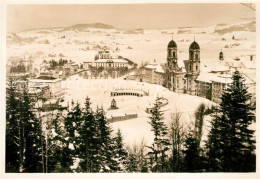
[0,0,259,178]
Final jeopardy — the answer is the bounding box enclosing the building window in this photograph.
[195,53,199,59]
[190,65,192,71]
[196,65,198,70]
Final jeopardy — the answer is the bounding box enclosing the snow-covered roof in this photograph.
[28,88,42,94]
[211,61,230,72]
[241,60,256,69]
[29,78,62,83]
[44,99,58,105]
[145,63,166,73]
[177,60,185,68]
[29,83,49,88]
[155,65,165,73]
[144,64,157,69]
[196,73,218,83]
[112,90,145,95]
[211,75,233,84]
[242,74,255,84]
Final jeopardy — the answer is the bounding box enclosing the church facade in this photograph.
[140,39,255,104]
[166,39,200,95]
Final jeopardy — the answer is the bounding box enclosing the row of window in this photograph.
[168,50,177,58]
[96,63,126,67]
[189,65,199,71]
[190,52,200,60]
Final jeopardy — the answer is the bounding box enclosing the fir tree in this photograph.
[6,84,44,172]
[221,71,255,172]
[78,97,100,172]
[46,110,73,173]
[182,130,201,172]
[113,129,128,172]
[6,81,20,172]
[205,109,224,172]
[205,71,256,172]
[125,145,139,172]
[95,107,117,172]
[64,102,83,156]
[21,89,44,172]
[147,97,170,172]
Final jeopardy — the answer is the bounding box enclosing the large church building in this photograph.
[166,39,200,95]
[141,38,255,104]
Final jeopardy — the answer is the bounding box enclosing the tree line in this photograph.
[6,71,255,172]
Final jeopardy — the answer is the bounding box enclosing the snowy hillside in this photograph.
[63,74,214,146]
[7,21,256,69]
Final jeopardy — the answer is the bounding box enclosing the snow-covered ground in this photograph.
[7,21,255,70]
[63,74,214,146]
[6,21,255,146]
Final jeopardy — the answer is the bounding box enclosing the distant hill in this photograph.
[214,21,255,34]
[65,23,116,30]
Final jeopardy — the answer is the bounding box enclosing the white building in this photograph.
[83,61,92,70]
[95,58,128,69]
[94,50,128,69]
[28,78,64,99]
[143,63,165,84]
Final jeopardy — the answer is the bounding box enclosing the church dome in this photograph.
[168,40,177,48]
[189,41,200,50]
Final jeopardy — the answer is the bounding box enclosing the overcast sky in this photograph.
[7,3,255,32]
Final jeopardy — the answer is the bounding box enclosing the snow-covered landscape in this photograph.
[4,3,257,174]
[6,19,255,146]
[63,74,214,146]
[7,20,255,69]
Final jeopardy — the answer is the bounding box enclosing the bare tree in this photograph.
[194,103,206,145]
[168,111,186,172]
[241,3,255,11]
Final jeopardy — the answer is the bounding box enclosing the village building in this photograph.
[83,61,92,70]
[94,50,128,69]
[143,63,166,85]
[28,77,64,99]
[143,39,256,104]
[71,63,79,72]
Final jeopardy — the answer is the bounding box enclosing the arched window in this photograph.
[195,53,199,59]
[173,52,175,58]
[196,65,198,70]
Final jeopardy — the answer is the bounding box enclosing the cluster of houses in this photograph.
[131,39,256,104]
[6,40,256,111]
[6,49,132,111]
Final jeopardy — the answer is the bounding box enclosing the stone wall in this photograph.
[107,113,138,123]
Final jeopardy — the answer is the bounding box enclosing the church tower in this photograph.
[167,40,178,71]
[186,40,200,95]
[219,49,224,60]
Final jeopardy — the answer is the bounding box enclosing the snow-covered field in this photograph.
[6,21,255,146]
[7,21,255,70]
[63,74,214,146]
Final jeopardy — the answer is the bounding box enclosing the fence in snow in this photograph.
[107,113,138,123]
